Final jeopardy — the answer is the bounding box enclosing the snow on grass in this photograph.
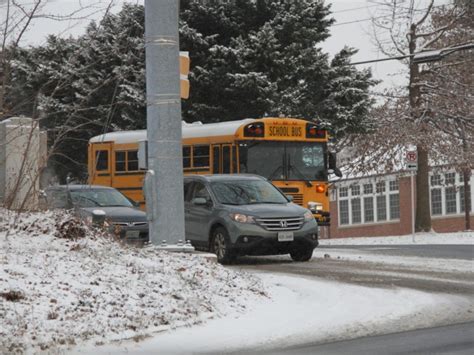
[320,231,474,246]
[0,209,266,353]
[317,231,474,273]
[73,273,473,354]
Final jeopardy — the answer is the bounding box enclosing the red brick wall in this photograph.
[327,176,473,239]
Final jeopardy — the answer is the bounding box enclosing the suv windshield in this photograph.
[210,180,288,205]
[70,189,133,208]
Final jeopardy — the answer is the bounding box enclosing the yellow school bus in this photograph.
[88,117,335,225]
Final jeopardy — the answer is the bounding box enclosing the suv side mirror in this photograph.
[286,195,294,202]
[192,197,208,206]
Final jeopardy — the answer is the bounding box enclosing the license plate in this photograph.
[278,231,294,242]
[126,230,140,239]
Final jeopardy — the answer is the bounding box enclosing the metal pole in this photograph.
[144,0,187,248]
[411,172,416,243]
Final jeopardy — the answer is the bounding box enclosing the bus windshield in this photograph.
[239,141,327,181]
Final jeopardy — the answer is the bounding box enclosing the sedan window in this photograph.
[70,189,133,208]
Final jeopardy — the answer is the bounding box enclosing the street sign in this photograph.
[405,150,418,170]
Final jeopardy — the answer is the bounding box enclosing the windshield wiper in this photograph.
[267,165,284,180]
[288,156,313,187]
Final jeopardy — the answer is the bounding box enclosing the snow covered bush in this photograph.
[0,209,266,353]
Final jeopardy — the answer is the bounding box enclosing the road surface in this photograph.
[273,321,474,355]
[230,244,474,354]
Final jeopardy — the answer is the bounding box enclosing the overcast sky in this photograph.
[1,0,450,92]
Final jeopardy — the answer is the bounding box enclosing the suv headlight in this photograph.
[303,210,314,222]
[230,213,255,224]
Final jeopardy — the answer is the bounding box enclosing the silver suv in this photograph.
[184,175,319,264]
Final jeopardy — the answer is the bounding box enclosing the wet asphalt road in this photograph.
[228,244,474,354]
[232,244,474,295]
[321,244,474,260]
[274,321,474,355]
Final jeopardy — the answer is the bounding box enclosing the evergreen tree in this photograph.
[7,1,376,179]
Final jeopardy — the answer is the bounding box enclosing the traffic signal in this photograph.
[179,51,190,99]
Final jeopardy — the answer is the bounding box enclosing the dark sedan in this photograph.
[42,185,148,243]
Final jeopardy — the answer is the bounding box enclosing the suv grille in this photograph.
[255,217,304,231]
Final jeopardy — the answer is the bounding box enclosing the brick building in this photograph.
[328,169,473,238]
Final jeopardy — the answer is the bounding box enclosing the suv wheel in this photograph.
[211,226,235,264]
[290,247,313,262]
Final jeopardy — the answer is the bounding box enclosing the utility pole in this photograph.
[144,0,189,249]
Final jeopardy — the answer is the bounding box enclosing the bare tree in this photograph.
[0,0,115,211]
[0,0,113,115]
[368,0,469,232]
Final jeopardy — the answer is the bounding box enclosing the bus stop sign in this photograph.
[406,150,418,170]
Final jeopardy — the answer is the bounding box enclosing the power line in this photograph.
[331,4,452,27]
[332,4,379,14]
[349,43,474,66]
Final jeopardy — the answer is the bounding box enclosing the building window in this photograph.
[351,185,360,196]
[339,187,348,198]
[376,195,387,221]
[389,194,400,220]
[339,200,349,225]
[431,188,442,215]
[376,181,385,194]
[364,196,374,223]
[430,171,472,216]
[445,187,457,214]
[363,183,373,194]
[337,178,400,226]
[351,198,361,224]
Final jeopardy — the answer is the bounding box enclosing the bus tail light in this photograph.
[315,184,325,193]
[244,122,264,137]
[306,123,326,139]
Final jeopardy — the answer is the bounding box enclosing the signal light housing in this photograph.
[306,122,326,139]
[244,122,264,137]
[315,184,325,193]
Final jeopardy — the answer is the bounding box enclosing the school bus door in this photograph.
[89,142,113,186]
[211,144,233,174]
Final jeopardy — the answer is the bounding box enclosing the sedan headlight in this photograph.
[230,213,255,224]
[303,210,314,222]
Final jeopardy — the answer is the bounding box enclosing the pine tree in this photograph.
[7,1,377,179]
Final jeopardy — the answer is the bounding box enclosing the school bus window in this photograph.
[193,145,210,167]
[222,146,231,173]
[232,146,237,173]
[95,150,108,171]
[127,150,139,171]
[116,151,126,172]
[183,146,191,168]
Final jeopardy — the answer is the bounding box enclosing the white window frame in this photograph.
[337,177,400,227]
[429,171,473,217]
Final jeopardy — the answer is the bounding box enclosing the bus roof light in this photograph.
[306,123,326,139]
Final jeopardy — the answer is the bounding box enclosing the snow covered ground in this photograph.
[1,209,473,354]
[0,210,265,353]
[75,273,472,354]
[316,231,474,273]
[320,231,474,246]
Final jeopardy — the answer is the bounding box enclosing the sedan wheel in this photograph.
[211,227,235,264]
